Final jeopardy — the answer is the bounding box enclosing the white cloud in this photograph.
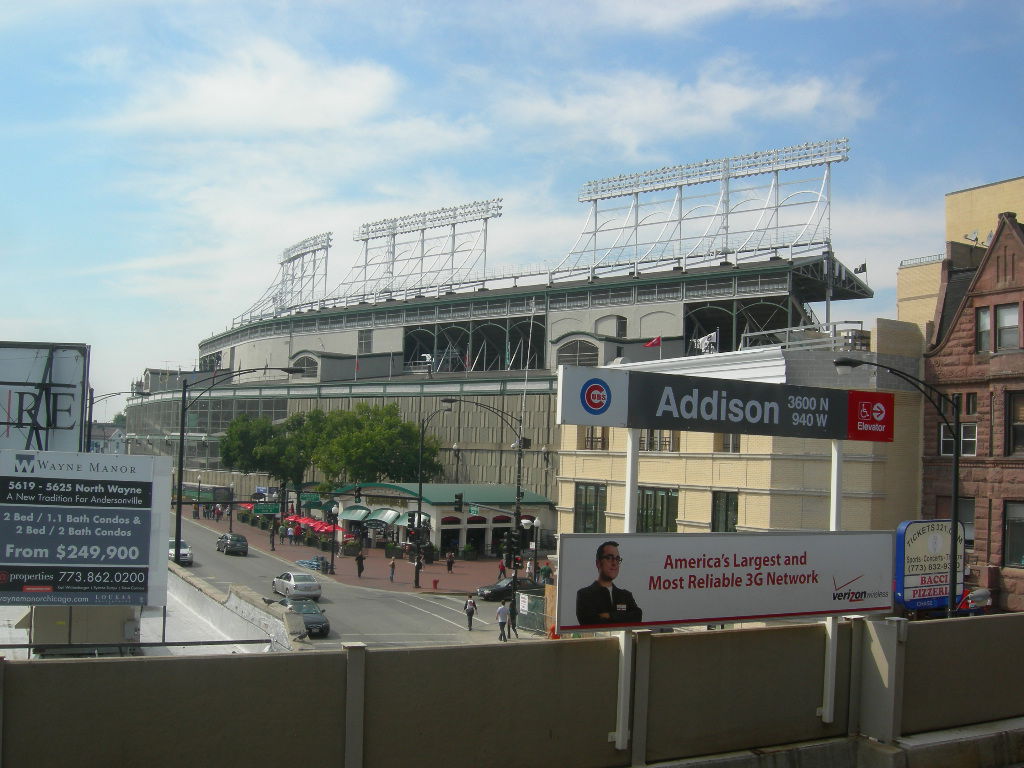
[587,0,832,32]
[89,38,400,135]
[492,57,875,159]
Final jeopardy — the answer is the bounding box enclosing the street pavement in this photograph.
[182,511,553,599]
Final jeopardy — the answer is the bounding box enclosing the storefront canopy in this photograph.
[339,505,371,522]
[367,508,401,525]
[396,511,431,528]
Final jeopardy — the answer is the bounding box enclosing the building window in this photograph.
[578,425,608,450]
[940,423,978,457]
[557,340,599,367]
[964,392,978,415]
[1008,393,1024,455]
[1005,502,1024,568]
[639,429,676,451]
[615,316,627,338]
[358,329,373,354]
[995,303,1019,351]
[939,496,975,550]
[714,433,741,453]
[976,307,990,351]
[637,487,677,532]
[292,355,318,378]
[574,483,606,533]
[712,491,738,532]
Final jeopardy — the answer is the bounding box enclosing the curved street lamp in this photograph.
[173,367,302,565]
[834,357,963,617]
[87,389,150,452]
[441,397,529,608]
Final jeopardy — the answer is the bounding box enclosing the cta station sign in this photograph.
[0,450,171,607]
[556,532,893,633]
[558,366,894,442]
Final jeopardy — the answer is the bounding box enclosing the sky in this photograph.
[2,0,1021,419]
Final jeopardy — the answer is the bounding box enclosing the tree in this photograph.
[314,403,441,484]
[112,411,126,428]
[221,411,327,496]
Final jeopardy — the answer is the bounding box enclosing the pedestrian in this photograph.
[539,560,553,584]
[496,600,509,642]
[388,556,396,582]
[192,503,199,520]
[446,551,455,573]
[286,526,293,546]
[463,595,477,630]
[414,554,423,588]
[498,558,507,580]
[355,551,365,578]
[526,558,535,581]
[279,525,286,544]
[508,599,519,639]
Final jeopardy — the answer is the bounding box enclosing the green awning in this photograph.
[367,508,401,525]
[396,511,431,527]
[339,505,371,521]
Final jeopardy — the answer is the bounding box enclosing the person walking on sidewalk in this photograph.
[355,551,365,578]
[388,557,396,582]
[508,599,519,639]
[463,595,477,630]
[498,558,507,580]
[285,526,294,546]
[279,525,286,545]
[496,600,509,642]
[446,551,455,573]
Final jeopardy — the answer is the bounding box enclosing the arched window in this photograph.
[293,355,318,378]
[557,340,599,367]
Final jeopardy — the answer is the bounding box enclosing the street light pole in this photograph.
[442,397,527,609]
[834,357,963,617]
[173,367,302,565]
[87,389,150,452]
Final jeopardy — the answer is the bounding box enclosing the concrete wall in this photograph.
[5,611,1024,767]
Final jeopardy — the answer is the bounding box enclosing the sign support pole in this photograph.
[613,428,640,750]
[820,438,843,723]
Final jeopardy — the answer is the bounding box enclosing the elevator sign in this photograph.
[558,366,893,442]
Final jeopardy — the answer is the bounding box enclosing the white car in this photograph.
[168,539,193,566]
[272,572,322,601]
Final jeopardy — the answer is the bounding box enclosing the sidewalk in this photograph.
[180,512,547,598]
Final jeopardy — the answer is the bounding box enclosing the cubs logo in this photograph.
[580,378,611,415]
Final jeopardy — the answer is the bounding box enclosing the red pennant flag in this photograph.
[643,336,662,348]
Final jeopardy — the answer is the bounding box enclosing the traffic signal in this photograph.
[454,492,463,512]
[354,486,361,503]
[513,555,524,570]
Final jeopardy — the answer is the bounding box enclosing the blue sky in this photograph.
[2,0,1020,417]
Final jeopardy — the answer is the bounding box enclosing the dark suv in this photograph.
[216,533,248,556]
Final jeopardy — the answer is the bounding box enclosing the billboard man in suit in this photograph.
[576,541,642,626]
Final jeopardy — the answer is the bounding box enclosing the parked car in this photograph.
[272,571,322,601]
[476,576,543,601]
[168,539,193,566]
[279,598,330,637]
[216,533,248,556]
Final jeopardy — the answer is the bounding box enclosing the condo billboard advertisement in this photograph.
[0,450,171,607]
[556,531,893,633]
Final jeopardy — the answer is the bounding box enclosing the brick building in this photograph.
[924,211,1024,611]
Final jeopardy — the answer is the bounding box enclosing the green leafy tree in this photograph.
[314,403,441,484]
[112,411,126,428]
[221,411,327,503]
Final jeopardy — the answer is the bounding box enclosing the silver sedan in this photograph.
[272,571,322,601]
